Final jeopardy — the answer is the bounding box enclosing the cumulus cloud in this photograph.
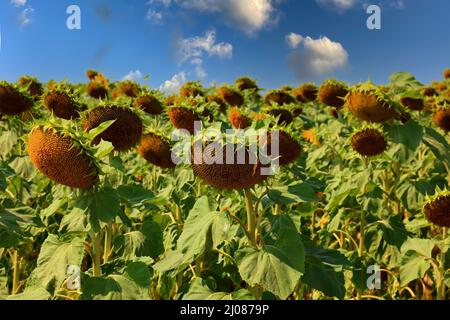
[160,72,187,94]
[177,30,232,64]
[122,70,143,82]
[176,30,232,79]
[146,0,281,36]
[11,0,27,7]
[285,32,303,49]
[287,35,349,79]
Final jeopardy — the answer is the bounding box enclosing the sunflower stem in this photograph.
[244,189,257,247]
[103,222,113,263]
[91,232,102,277]
[437,227,448,300]
[11,250,20,295]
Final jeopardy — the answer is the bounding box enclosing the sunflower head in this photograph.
[350,126,388,158]
[424,189,450,228]
[346,82,398,123]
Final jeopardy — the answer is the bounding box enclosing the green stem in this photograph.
[103,222,113,263]
[92,233,102,277]
[311,210,316,237]
[244,189,257,247]
[358,211,366,257]
[11,250,20,295]
[274,204,281,216]
[438,227,448,300]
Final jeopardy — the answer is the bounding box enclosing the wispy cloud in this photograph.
[175,29,232,79]
[11,0,27,7]
[18,7,34,27]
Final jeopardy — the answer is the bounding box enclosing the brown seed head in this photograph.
[168,107,200,135]
[0,83,33,115]
[351,128,388,157]
[347,91,397,123]
[137,133,175,169]
[217,87,244,107]
[424,194,450,227]
[229,107,251,129]
[136,95,163,115]
[27,128,98,189]
[83,106,143,151]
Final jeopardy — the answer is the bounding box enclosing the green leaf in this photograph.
[236,246,302,300]
[114,220,164,260]
[0,208,34,248]
[377,215,410,248]
[27,234,85,289]
[59,207,88,233]
[0,131,18,159]
[237,215,305,299]
[387,120,423,152]
[9,156,36,181]
[177,196,230,258]
[81,262,151,300]
[423,127,450,171]
[86,120,116,142]
[301,238,349,299]
[117,185,154,206]
[268,183,319,205]
[399,252,431,286]
[77,187,121,228]
[153,250,188,273]
[7,287,51,300]
[401,238,437,258]
[94,140,115,159]
[183,278,253,300]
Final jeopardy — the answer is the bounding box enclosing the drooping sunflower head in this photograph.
[27,121,99,189]
[179,81,204,99]
[443,69,450,80]
[424,189,450,228]
[137,132,176,169]
[235,76,258,91]
[217,86,244,107]
[292,83,318,103]
[17,76,43,100]
[346,82,398,123]
[350,126,388,158]
[264,89,296,106]
[83,105,143,151]
[0,81,34,116]
[319,79,349,109]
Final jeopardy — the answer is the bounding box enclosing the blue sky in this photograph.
[0,0,449,93]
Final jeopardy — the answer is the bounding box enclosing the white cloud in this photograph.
[18,7,34,27]
[287,35,348,79]
[146,0,281,36]
[11,0,27,7]
[285,32,303,49]
[160,72,187,94]
[175,30,232,79]
[177,30,232,65]
[315,0,359,12]
[122,70,143,82]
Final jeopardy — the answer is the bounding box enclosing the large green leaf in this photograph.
[7,287,51,300]
[114,220,164,259]
[183,278,253,300]
[399,252,431,286]
[236,216,305,299]
[387,120,423,152]
[301,238,349,299]
[268,183,319,205]
[0,208,34,248]
[423,127,450,170]
[9,156,36,181]
[0,131,18,159]
[177,196,230,258]
[81,262,151,300]
[27,234,85,290]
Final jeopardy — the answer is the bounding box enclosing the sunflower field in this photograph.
[0,70,449,301]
